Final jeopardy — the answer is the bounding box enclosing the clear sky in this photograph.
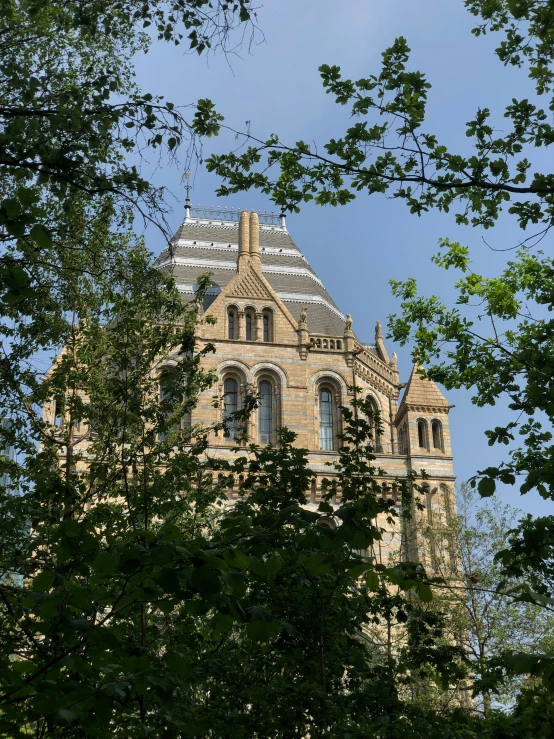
[132,0,550,516]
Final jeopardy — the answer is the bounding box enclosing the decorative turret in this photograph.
[395,364,452,457]
[375,320,389,363]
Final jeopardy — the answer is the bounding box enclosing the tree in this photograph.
[0,0,254,313]
[419,484,554,715]
[0,259,462,736]
[203,0,554,687]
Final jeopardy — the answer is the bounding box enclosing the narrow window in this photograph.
[262,310,272,342]
[182,402,192,432]
[425,486,437,562]
[258,381,273,444]
[54,398,64,428]
[245,313,252,341]
[158,379,171,441]
[417,420,428,449]
[223,378,239,440]
[319,388,334,451]
[432,420,443,450]
[398,424,408,454]
[227,310,235,340]
[441,485,451,518]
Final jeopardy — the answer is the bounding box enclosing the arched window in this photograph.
[227,307,237,340]
[440,484,452,518]
[54,397,65,428]
[182,401,192,432]
[245,312,253,341]
[417,419,428,449]
[159,369,189,441]
[424,485,437,563]
[397,423,408,454]
[424,486,433,526]
[223,378,238,440]
[319,388,334,451]
[158,374,172,441]
[336,340,342,350]
[262,309,273,342]
[367,396,383,453]
[432,420,443,451]
[258,380,273,444]
[330,340,335,349]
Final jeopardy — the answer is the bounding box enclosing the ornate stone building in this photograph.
[157,204,456,563]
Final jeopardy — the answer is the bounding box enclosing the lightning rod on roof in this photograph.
[182,171,192,220]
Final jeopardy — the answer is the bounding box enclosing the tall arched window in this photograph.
[258,380,273,444]
[417,419,428,449]
[223,378,238,440]
[54,397,65,428]
[158,374,172,441]
[262,309,273,342]
[245,310,254,341]
[319,388,334,451]
[397,423,408,454]
[367,397,383,453]
[431,420,443,451]
[159,369,188,441]
[227,307,237,340]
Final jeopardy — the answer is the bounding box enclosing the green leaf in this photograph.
[347,563,369,579]
[29,224,52,249]
[478,477,496,497]
[92,551,119,577]
[365,570,379,590]
[32,570,56,592]
[2,198,21,218]
[190,567,221,596]
[417,583,433,602]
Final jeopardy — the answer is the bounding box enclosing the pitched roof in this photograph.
[399,364,449,409]
[156,212,347,336]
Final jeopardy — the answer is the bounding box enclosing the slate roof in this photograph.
[157,215,347,336]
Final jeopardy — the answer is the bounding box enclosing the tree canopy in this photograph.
[2,0,554,736]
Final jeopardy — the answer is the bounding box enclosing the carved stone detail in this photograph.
[229,270,272,300]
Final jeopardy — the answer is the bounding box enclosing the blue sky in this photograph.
[133,1,551,516]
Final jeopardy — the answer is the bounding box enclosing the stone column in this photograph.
[237,310,245,340]
[344,313,355,364]
[255,311,263,342]
[297,305,309,360]
[249,211,261,272]
[238,210,250,272]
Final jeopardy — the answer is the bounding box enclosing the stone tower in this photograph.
[156,205,456,564]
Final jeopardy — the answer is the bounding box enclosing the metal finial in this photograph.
[182,171,192,203]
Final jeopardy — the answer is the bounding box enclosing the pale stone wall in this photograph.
[44,210,456,567]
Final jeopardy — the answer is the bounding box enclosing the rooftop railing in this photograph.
[189,205,283,226]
